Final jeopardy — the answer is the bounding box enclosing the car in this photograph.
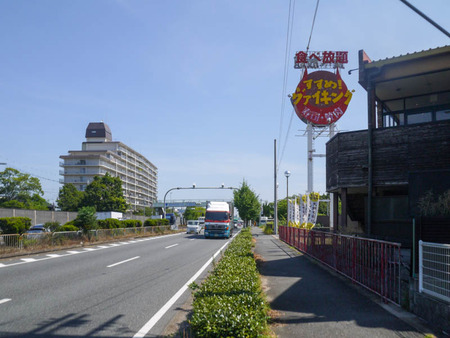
[24,224,50,239]
[186,220,202,234]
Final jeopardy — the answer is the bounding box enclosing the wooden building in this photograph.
[326,46,450,245]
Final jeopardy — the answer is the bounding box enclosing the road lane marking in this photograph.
[134,239,232,338]
[165,244,179,249]
[21,258,36,262]
[0,299,11,305]
[0,233,184,269]
[46,254,62,258]
[107,256,140,268]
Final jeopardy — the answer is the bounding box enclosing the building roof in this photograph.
[85,122,112,141]
[358,46,450,101]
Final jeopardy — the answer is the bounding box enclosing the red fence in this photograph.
[279,226,402,305]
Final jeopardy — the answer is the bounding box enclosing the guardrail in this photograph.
[279,226,402,305]
[0,226,173,256]
[419,240,450,303]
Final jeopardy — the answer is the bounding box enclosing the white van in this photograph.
[187,220,202,234]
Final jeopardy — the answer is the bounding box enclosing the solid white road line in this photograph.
[165,244,179,249]
[133,239,232,338]
[107,256,140,268]
[0,298,12,305]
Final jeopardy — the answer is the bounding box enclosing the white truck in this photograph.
[204,201,233,239]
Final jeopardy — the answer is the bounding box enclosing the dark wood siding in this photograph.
[326,120,450,191]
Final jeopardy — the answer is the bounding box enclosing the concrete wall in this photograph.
[410,278,450,335]
[0,208,78,226]
[0,209,155,227]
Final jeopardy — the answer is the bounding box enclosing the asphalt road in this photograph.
[0,231,233,337]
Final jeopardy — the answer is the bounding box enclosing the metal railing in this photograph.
[419,240,450,303]
[0,226,172,256]
[279,226,402,305]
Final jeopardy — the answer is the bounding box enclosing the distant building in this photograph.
[60,122,158,210]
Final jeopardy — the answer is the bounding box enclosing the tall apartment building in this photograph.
[60,122,158,210]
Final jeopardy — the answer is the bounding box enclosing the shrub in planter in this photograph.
[0,217,32,234]
[122,219,142,228]
[190,229,269,337]
[97,218,121,229]
[144,219,168,226]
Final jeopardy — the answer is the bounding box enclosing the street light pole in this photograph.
[284,170,290,226]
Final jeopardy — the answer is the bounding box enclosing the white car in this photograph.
[186,220,202,234]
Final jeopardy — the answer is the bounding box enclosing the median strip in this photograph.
[107,256,140,268]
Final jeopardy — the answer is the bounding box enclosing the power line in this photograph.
[278,0,296,150]
[277,0,320,173]
[306,0,320,52]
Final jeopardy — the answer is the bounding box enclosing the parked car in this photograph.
[24,224,50,239]
[186,220,202,234]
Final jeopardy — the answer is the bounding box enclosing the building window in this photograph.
[407,111,432,125]
[436,109,450,121]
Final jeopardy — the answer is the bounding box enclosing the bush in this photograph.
[122,219,142,228]
[74,206,97,232]
[44,221,60,232]
[144,218,169,226]
[97,218,121,229]
[190,229,269,337]
[56,224,79,232]
[0,217,32,234]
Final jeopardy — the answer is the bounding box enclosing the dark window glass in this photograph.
[205,211,229,221]
[436,109,450,121]
[407,112,432,124]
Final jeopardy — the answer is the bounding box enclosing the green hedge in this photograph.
[97,218,122,229]
[144,218,169,226]
[57,224,79,232]
[190,228,269,337]
[122,219,142,228]
[0,217,32,234]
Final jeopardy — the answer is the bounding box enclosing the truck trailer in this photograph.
[204,201,233,239]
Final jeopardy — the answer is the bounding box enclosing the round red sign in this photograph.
[291,69,352,125]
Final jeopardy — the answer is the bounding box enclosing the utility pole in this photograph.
[274,139,278,235]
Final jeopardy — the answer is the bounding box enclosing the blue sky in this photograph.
[0,0,448,204]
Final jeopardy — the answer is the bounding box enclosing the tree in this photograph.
[233,180,261,226]
[57,183,84,211]
[184,206,205,221]
[81,173,128,212]
[0,168,46,209]
[277,198,288,222]
[0,168,43,201]
[74,206,97,233]
[262,202,274,218]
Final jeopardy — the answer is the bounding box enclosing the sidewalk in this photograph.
[252,227,440,338]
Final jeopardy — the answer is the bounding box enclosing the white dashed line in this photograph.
[0,299,12,305]
[165,244,179,249]
[0,233,183,269]
[107,256,140,268]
